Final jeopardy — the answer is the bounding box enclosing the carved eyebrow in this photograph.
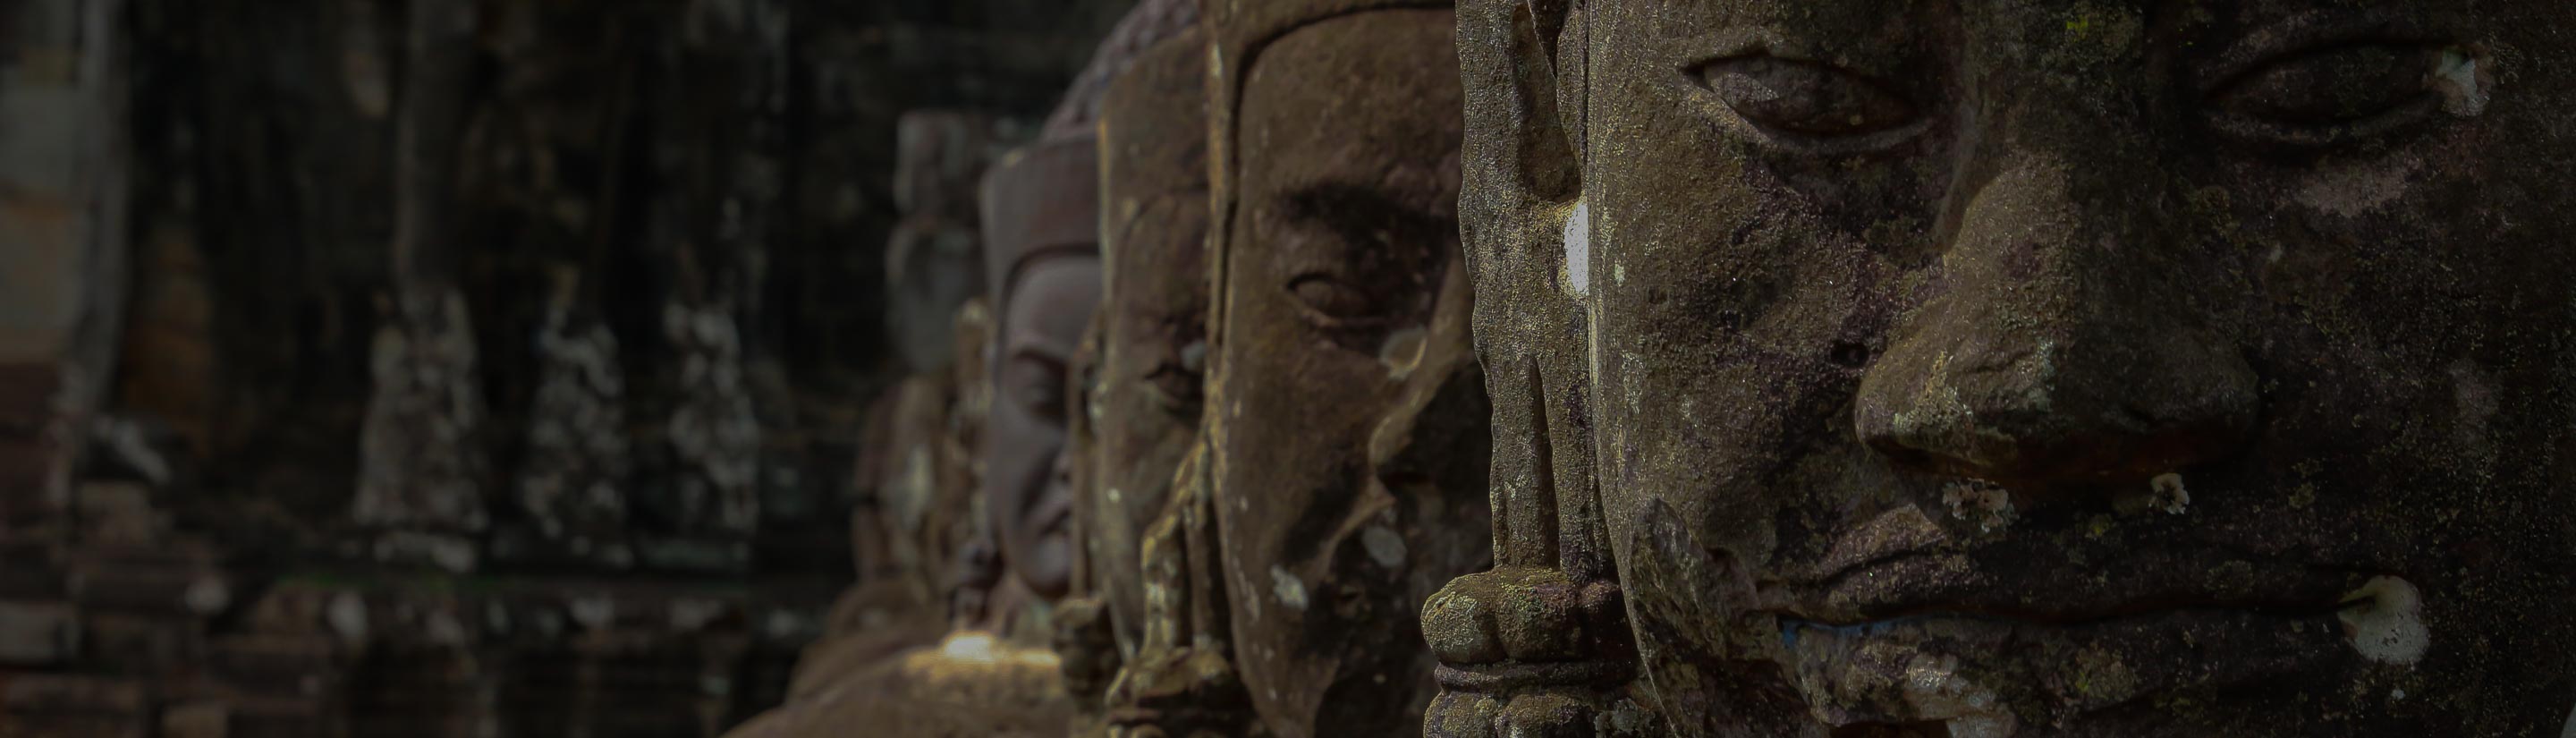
[1004,346,1071,377]
[1277,182,1454,256]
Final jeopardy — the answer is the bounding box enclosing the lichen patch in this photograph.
[1271,565,1309,610]
[1943,479,2017,532]
[2149,473,2189,515]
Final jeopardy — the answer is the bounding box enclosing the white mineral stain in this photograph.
[1362,526,1407,569]
[2559,701,2572,738]
[184,577,231,615]
[327,593,369,644]
[2150,473,2190,515]
[1271,565,1309,610]
[936,632,1000,664]
[2339,576,2430,666]
[1563,199,1591,298]
[2435,49,2488,116]
[570,596,615,631]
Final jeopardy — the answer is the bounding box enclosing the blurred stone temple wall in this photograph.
[0,0,1136,735]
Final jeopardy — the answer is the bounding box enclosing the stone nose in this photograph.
[1852,154,2259,487]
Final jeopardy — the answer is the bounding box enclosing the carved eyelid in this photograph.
[1004,351,1071,398]
[2191,10,2456,93]
[1670,28,1932,153]
[1666,26,1804,71]
[1284,272,1399,328]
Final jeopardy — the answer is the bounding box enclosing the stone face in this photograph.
[885,111,1004,377]
[0,0,131,530]
[1078,26,1211,661]
[1447,0,2576,734]
[977,135,1104,604]
[1201,3,1491,736]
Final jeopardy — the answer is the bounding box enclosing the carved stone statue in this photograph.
[1431,0,2576,735]
[1201,1,1493,735]
[979,134,1105,606]
[885,111,1001,377]
[1055,27,1266,737]
[982,0,1205,610]
[1078,24,1214,671]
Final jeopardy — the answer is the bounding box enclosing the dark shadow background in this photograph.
[0,0,1133,734]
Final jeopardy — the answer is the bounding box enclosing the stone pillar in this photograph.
[352,0,490,570]
[0,0,131,536]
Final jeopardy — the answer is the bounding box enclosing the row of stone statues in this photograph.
[749,0,2576,735]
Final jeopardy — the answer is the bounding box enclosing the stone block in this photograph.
[208,634,343,698]
[0,673,151,738]
[0,600,76,666]
[66,556,229,615]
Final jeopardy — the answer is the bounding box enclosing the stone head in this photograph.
[1081,29,1216,656]
[979,137,1104,603]
[1457,0,2576,734]
[886,111,999,375]
[1205,0,1493,734]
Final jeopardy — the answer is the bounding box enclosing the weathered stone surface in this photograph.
[0,600,79,666]
[0,673,152,738]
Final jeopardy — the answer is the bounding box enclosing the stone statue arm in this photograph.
[1422,0,1660,735]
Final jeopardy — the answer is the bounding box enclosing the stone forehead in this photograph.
[1103,31,1209,208]
[1101,31,1213,292]
[1043,0,1207,140]
[893,110,998,223]
[979,133,1102,316]
[1205,0,1455,344]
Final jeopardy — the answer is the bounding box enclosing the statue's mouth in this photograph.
[1758,550,2372,626]
[1755,569,2425,732]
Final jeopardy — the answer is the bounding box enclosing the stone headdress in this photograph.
[982,0,1206,315]
[1200,0,1455,411]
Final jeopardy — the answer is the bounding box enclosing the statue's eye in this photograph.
[2206,43,2458,147]
[1690,56,1919,138]
[1004,355,1069,423]
[1287,274,1385,325]
[1142,363,1203,414]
